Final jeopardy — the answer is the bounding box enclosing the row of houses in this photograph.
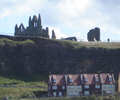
[48,73,116,97]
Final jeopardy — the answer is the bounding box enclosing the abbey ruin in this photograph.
[14,13,101,41]
[14,14,49,38]
[87,27,100,41]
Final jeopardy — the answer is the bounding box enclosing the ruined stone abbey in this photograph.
[14,14,49,38]
[14,13,101,41]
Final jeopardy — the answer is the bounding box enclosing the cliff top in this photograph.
[0,36,120,49]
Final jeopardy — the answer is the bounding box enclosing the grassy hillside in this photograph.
[0,36,120,49]
[1,36,120,49]
[0,76,47,99]
[2,95,120,100]
[58,40,120,49]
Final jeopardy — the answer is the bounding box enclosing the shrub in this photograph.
[89,95,96,100]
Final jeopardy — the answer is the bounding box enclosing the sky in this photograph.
[0,0,120,41]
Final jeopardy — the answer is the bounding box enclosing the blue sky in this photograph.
[0,0,120,41]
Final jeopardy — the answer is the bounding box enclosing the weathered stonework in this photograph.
[14,14,49,38]
[52,30,56,39]
[87,27,100,41]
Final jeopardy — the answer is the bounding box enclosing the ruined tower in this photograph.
[38,14,42,28]
[52,30,56,39]
[15,24,18,34]
[29,16,32,27]
[87,27,100,41]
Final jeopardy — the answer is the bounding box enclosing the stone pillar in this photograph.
[52,30,56,39]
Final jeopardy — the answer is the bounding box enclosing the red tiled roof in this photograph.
[82,74,94,84]
[100,73,115,84]
[49,73,115,86]
[67,74,80,85]
[49,74,66,86]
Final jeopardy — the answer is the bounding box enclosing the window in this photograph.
[59,92,62,96]
[95,77,99,82]
[48,86,51,90]
[84,91,90,96]
[69,79,73,83]
[109,85,113,88]
[77,86,82,89]
[62,86,65,90]
[68,86,74,89]
[68,92,73,96]
[53,92,57,96]
[109,77,112,81]
[84,78,88,82]
[84,85,89,89]
[53,79,56,83]
[52,86,57,90]
[106,90,112,94]
[95,85,100,89]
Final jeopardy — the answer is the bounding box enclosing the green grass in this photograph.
[0,87,46,99]
[0,76,47,87]
[0,38,35,46]
[6,95,120,100]
[0,76,48,99]
[0,87,38,97]
[56,39,120,49]
[1,37,120,49]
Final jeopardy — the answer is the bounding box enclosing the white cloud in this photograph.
[58,0,93,18]
[48,26,68,39]
[73,32,87,41]
[0,9,11,18]
[14,0,46,14]
[0,0,46,18]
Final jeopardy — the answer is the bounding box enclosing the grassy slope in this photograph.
[1,37,120,49]
[56,40,120,49]
[3,95,120,100]
[0,76,47,98]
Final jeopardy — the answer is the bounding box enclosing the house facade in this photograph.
[100,73,115,95]
[66,75,82,96]
[48,75,66,97]
[81,74,101,96]
[48,73,115,97]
